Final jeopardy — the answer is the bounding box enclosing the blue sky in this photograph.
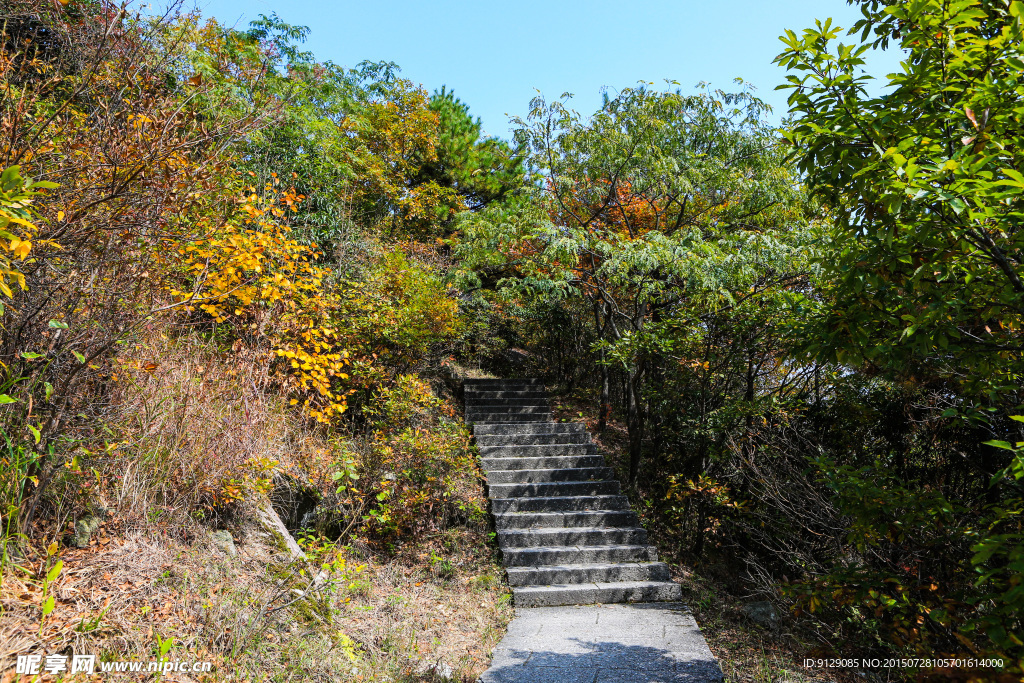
[183,0,903,140]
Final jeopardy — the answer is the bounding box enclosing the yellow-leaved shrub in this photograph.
[168,176,353,423]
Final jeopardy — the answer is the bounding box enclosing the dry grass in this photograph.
[2,332,513,682]
[331,529,513,682]
[1,518,511,682]
[100,331,302,531]
[1,532,210,681]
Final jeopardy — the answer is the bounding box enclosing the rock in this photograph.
[417,659,453,681]
[433,661,453,680]
[72,515,102,548]
[210,530,237,558]
[71,506,114,548]
[271,472,320,531]
[740,600,779,629]
[256,502,306,563]
[503,347,532,369]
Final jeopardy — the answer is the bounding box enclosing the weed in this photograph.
[0,430,40,575]
[429,549,455,581]
[37,541,61,635]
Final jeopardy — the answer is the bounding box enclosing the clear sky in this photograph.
[181,0,903,141]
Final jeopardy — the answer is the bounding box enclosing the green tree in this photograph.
[776,0,1024,661]
[777,0,1024,405]
[458,84,809,483]
[416,87,524,215]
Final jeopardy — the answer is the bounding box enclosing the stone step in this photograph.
[465,399,551,407]
[511,580,682,607]
[488,480,620,498]
[464,379,545,387]
[466,405,552,414]
[476,432,592,446]
[465,378,685,610]
[486,467,614,485]
[468,414,552,424]
[498,526,649,548]
[464,390,549,399]
[473,423,588,436]
[501,544,659,566]
[494,510,637,529]
[481,455,605,472]
[479,443,596,457]
[504,561,671,586]
[490,495,630,513]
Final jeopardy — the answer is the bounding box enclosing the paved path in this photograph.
[467,378,722,681]
[466,378,680,606]
[480,603,723,683]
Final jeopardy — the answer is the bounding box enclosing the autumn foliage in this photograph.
[0,0,485,551]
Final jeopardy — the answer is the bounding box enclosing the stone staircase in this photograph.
[465,378,682,607]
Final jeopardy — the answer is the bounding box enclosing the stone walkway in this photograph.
[480,603,723,682]
[467,378,723,682]
[465,378,680,606]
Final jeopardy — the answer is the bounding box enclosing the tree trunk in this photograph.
[598,347,610,433]
[627,362,645,486]
[594,301,611,433]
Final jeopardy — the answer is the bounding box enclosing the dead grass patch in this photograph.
[1,515,510,682]
[2,332,513,682]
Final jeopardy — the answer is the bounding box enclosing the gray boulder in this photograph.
[740,600,780,629]
[71,507,110,548]
[210,530,237,558]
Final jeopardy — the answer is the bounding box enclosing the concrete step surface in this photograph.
[476,432,593,446]
[481,455,606,472]
[464,379,545,388]
[486,467,614,484]
[473,422,588,436]
[488,480,621,498]
[479,443,597,457]
[466,403,552,412]
[504,561,671,586]
[501,544,659,567]
[512,580,683,607]
[466,412,553,421]
[467,414,553,424]
[464,389,550,399]
[466,400,552,409]
[494,510,638,529]
[490,495,631,514]
[497,526,649,548]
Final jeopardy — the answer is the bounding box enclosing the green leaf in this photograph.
[46,560,63,584]
[47,319,68,329]
[21,351,44,360]
[27,424,40,444]
[72,351,86,363]
[1003,168,1024,187]
[41,595,55,617]
[0,394,17,404]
